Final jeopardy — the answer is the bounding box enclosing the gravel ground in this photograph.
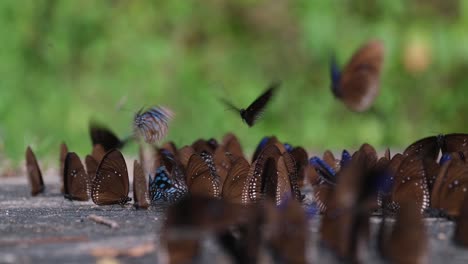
[1,174,468,264]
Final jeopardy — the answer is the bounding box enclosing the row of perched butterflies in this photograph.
[24,130,304,208]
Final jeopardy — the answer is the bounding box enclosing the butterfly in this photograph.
[289,147,308,188]
[25,146,45,196]
[388,154,430,214]
[89,121,128,152]
[430,154,468,217]
[222,156,250,204]
[221,82,280,127]
[59,142,68,194]
[91,149,131,205]
[134,106,174,144]
[149,165,188,203]
[133,160,149,209]
[330,40,384,112]
[186,152,221,198]
[242,144,282,203]
[378,202,428,264]
[85,155,99,183]
[403,133,468,161]
[222,133,244,158]
[277,153,302,203]
[63,152,89,201]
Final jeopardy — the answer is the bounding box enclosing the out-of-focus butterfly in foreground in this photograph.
[134,106,174,144]
[221,82,280,127]
[330,40,384,112]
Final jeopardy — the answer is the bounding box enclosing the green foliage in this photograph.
[1,0,468,163]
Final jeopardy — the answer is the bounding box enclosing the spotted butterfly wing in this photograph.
[242,144,281,203]
[25,146,45,196]
[149,165,188,203]
[389,155,429,213]
[331,40,384,112]
[186,152,221,198]
[443,133,468,153]
[91,149,131,205]
[403,135,440,161]
[430,156,468,217]
[133,160,149,209]
[222,156,250,204]
[290,147,308,188]
[89,122,126,151]
[64,152,89,201]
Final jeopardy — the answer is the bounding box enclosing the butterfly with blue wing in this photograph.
[149,165,188,203]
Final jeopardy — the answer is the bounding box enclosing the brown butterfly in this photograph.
[430,155,468,217]
[59,142,68,194]
[290,147,309,188]
[25,146,45,196]
[242,144,281,203]
[186,153,221,198]
[85,155,99,183]
[63,152,89,201]
[133,160,149,209]
[222,156,250,204]
[222,133,244,158]
[213,146,232,188]
[378,202,428,264]
[403,133,468,161]
[178,145,195,170]
[388,155,430,214]
[330,40,384,112]
[91,144,106,162]
[91,149,131,205]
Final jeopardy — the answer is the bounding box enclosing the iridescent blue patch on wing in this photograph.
[309,157,336,176]
[330,56,342,97]
[340,149,352,167]
[439,153,452,165]
[284,143,293,152]
[149,166,187,203]
[257,137,270,151]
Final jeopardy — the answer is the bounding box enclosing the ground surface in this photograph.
[1,174,468,264]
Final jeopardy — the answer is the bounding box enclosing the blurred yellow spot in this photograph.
[403,38,432,74]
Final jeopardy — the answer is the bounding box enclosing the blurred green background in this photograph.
[1,0,468,166]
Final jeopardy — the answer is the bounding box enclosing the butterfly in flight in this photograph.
[89,121,128,151]
[134,106,174,144]
[221,82,280,127]
[330,40,384,112]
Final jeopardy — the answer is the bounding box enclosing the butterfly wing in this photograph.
[25,146,45,196]
[89,122,124,151]
[222,133,244,158]
[242,82,279,126]
[133,160,149,209]
[64,152,89,201]
[85,155,99,183]
[222,156,250,204]
[186,154,221,198]
[92,149,131,205]
[134,106,174,144]
[443,133,468,153]
[338,40,384,112]
[403,136,439,161]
